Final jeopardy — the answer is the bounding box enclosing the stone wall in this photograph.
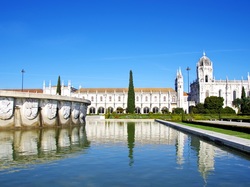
[0,91,91,128]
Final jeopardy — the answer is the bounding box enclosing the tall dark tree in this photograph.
[127,70,135,113]
[241,86,247,113]
[234,86,250,114]
[56,76,61,95]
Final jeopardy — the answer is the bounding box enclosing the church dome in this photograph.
[198,52,212,66]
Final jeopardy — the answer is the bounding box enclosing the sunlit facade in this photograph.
[43,70,189,114]
[189,52,250,110]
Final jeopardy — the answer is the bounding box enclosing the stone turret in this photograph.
[175,68,184,108]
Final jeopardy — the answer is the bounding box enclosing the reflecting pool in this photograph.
[0,120,250,187]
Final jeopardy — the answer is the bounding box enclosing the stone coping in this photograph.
[85,116,155,122]
[155,119,250,154]
[196,120,250,128]
[0,90,91,104]
[104,119,155,122]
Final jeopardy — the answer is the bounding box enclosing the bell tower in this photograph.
[175,68,184,108]
[197,52,214,102]
[197,52,213,83]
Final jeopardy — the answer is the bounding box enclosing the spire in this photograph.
[179,67,182,76]
[176,68,182,78]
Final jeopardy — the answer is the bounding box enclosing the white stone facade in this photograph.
[43,86,187,114]
[44,53,249,114]
[189,53,250,109]
[43,72,189,114]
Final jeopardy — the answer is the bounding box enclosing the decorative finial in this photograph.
[203,50,206,56]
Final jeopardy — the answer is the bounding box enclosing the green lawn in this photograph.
[179,122,250,140]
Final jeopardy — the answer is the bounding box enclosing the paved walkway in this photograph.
[156,119,250,154]
[197,120,250,128]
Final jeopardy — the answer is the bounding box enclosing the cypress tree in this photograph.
[241,86,246,114]
[56,76,61,95]
[127,70,135,113]
[241,86,246,99]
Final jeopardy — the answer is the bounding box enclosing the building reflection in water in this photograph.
[0,126,90,169]
[0,120,219,182]
[198,141,215,183]
[86,120,218,181]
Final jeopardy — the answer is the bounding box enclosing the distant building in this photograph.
[43,70,189,114]
[189,52,250,110]
[43,53,249,114]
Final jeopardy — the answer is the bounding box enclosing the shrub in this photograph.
[172,107,184,114]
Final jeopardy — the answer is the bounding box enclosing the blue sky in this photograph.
[0,0,250,92]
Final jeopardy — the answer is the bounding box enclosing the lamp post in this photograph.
[186,67,191,113]
[21,69,25,92]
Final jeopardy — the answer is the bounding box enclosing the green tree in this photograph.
[233,98,242,111]
[192,103,205,114]
[56,76,61,95]
[127,70,135,113]
[242,97,250,114]
[233,87,250,114]
[241,86,246,113]
[220,106,236,114]
[204,96,224,113]
[172,107,184,114]
[161,107,169,114]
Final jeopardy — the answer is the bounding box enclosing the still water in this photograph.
[0,120,250,187]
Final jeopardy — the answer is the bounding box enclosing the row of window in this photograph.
[87,96,176,102]
[208,90,250,100]
[89,106,169,114]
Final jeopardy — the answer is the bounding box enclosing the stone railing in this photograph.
[0,91,91,128]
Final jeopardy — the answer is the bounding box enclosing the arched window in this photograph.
[118,96,121,102]
[89,107,96,114]
[205,75,208,82]
[219,90,222,97]
[154,96,157,102]
[153,107,159,113]
[136,96,139,102]
[100,96,103,102]
[135,107,141,114]
[98,107,105,114]
[116,107,124,114]
[143,107,150,114]
[163,96,166,102]
[233,90,237,100]
[145,96,148,102]
[91,96,94,102]
[161,107,169,114]
[107,107,113,113]
[109,96,112,102]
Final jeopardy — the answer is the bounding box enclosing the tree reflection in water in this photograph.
[127,122,135,166]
